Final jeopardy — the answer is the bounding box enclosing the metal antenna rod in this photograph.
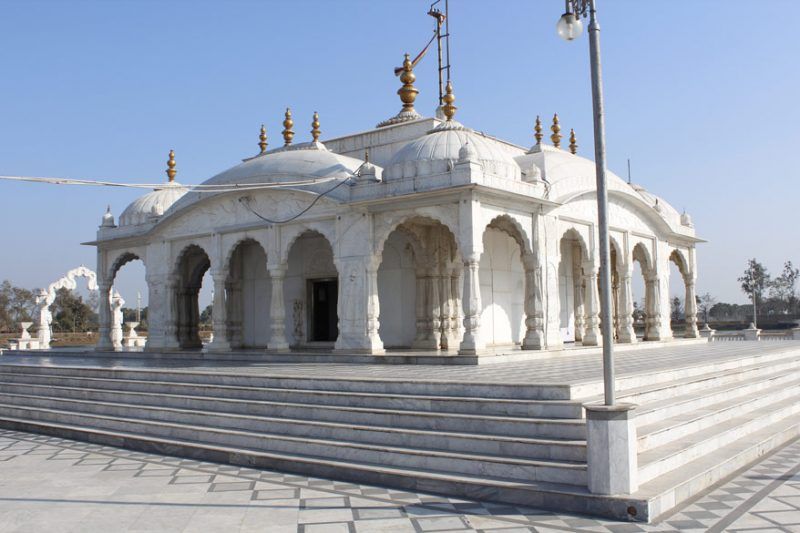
[627,158,631,184]
[445,0,451,83]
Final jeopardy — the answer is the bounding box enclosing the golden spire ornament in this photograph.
[311,111,321,142]
[397,53,419,113]
[569,128,578,154]
[534,116,543,145]
[258,124,268,154]
[166,149,177,182]
[282,108,294,146]
[442,80,456,121]
[550,113,562,148]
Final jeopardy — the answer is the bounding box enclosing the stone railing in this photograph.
[702,323,800,342]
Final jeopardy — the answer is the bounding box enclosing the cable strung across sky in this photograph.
[0,174,341,194]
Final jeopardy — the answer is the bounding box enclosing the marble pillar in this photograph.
[684,279,700,338]
[363,260,384,354]
[265,266,290,351]
[522,255,544,350]
[205,272,231,352]
[430,269,442,350]
[95,281,113,351]
[582,267,602,346]
[459,256,485,354]
[616,271,637,343]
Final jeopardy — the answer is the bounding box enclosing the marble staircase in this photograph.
[0,345,799,522]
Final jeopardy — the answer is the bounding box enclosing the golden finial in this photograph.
[166,149,177,182]
[442,80,456,121]
[364,149,369,163]
[311,111,321,142]
[569,128,577,154]
[258,124,268,154]
[398,53,419,112]
[534,116,543,145]
[550,113,562,149]
[282,108,294,146]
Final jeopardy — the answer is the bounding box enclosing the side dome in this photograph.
[386,120,521,180]
[200,142,369,187]
[119,182,187,226]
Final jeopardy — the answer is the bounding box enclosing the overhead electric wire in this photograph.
[0,171,358,224]
[238,177,352,224]
[0,174,342,194]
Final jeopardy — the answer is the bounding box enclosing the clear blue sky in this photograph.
[1,0,797,306]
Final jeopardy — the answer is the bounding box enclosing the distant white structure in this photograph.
[91,58,701,355]
[32,266,98,349]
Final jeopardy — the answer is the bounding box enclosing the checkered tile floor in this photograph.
[0,430,797,532]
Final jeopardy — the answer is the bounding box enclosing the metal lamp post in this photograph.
[557,0,616,406]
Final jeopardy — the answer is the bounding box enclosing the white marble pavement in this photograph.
[0,429,797,532]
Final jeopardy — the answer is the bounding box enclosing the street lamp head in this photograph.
[556,11,583,41]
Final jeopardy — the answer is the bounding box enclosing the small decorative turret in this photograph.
[282,108,294,146]
[550,114,562,149]
[166,150,177,182]
[311,111,321,142]
[101,205,116,228]
[569,128,578,154]
[534,116,543,145]
[258,124,268,154]
[442,81,456,121]
[398,53,419,113]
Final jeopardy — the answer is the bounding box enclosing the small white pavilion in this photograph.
[90,55,701,356]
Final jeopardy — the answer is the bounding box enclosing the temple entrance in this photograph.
[309,279,338,342]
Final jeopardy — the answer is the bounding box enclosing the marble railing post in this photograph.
[617,270,637,343]
[684,279,700,338]
[205,272,231,352]
[582,265,602,346]
[95,281,113,351]
[522,255,544,350]
[364,260,384,353]
[459,255,485,354]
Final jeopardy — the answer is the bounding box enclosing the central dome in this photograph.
[386,120,521,180]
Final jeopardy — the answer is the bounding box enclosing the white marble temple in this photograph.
[90,72,701,357]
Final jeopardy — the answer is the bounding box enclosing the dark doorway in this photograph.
[310,279,338,342]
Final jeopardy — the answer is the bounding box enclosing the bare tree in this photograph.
[698,292,716,324]
[738,259,770,327]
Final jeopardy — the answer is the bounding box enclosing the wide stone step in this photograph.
[605,354,800,406]
[0,403,587,485]
[0,372,583,418]
[0,414,645,520]
[604,348,800,400]
[0,388,584,441]
[0,385,586,461]
[634,412,800,521]
[0,364,573,400]
[637,377,800,451]
[635,368,800,430]
[637,391,800,484]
